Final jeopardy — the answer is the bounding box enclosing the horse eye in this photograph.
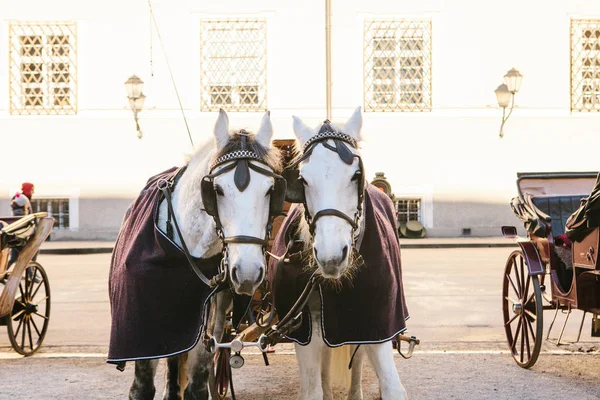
[351,171,362,181]
[214,185,224,196]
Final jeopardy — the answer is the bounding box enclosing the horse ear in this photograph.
[255,111,273,148]
[214,108,230,150]
[292,115,314,146]
[343,106,363,141]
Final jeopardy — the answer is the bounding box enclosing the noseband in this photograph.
[285,121,366,243]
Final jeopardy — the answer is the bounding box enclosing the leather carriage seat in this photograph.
[531,196,585,237]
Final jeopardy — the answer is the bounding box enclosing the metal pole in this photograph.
[325,0,332,120]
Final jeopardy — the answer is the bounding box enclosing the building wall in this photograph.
[1,0,599,238]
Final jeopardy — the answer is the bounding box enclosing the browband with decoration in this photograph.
[209,150,262,172]
[302,121,358,152]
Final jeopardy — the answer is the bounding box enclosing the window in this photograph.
[31,198,70,229]
[200,20,267,111]
[571,19,600,111]
[396,199,421,224]
[364,20,432,111]
[9,22,77,115]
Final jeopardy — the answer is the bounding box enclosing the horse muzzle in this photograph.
[230,262,265,295]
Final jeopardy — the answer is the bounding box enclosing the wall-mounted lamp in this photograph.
[495,68,523,138]
[125,75,146,139]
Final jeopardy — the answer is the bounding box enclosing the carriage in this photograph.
[0,212,53,355]
[502,172,600,368]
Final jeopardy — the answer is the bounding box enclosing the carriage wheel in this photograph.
[5,262,51,356]
[502,251,543,368]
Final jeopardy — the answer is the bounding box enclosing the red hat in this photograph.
[21,182,34,197]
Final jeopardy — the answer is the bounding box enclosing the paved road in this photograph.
[2,354,600,399]
[1,249,599,399]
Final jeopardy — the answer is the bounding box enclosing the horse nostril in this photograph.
[342,245,348,260]
[231,267,239,283]
[255,267,265,284]
[314,248,318,261]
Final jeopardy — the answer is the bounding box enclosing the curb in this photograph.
[401,243,518,249]
[39,248,114,255]
[38,242,518,255]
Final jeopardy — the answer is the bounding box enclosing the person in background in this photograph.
[11,182,34,216]
[7,182,39,282]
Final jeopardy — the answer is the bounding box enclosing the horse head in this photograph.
[204,110,284,295]
[290,107,364,280]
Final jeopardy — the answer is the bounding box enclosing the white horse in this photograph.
[289,107,407,400]
[127,109,282,400]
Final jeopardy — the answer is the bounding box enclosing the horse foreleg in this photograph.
[162,354,188,400]
[364,341,406,400]
[129,359,159,400]
[183,347,212,400]
[296,291,326,400]
[296,340,326,400]
[321,346,333,400]
[184,291,232,400]
[348,345,364,400]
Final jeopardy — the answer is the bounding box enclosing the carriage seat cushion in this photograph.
[532,196,585,237]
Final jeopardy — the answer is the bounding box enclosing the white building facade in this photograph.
[1,0,599,239]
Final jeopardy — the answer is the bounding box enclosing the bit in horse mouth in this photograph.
[300,247,362,291]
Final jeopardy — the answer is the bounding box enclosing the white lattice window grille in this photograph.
[200,20,267,111]
[571,20,600,112]
[364,20,432,112]
[9,22,77,115]
[32,198,70,229]
[396,199,421,224]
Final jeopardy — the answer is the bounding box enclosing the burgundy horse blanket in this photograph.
[107,168,221,364]
[268,184,410,346]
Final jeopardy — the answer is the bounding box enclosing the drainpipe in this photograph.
[325,0,332,120]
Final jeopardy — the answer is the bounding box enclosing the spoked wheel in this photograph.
[502,250,543,368]
[5,262,51,356]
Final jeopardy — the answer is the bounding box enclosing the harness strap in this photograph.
[311,209,358,231]
[224,236,268,246]
[247,162,284,180]
[348,345,362,369]
[166,197,174,240]
[264,270,318,345]
[159,183,213,287]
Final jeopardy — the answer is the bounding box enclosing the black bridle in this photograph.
[159,132,286,287]
[284,120,366,243]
